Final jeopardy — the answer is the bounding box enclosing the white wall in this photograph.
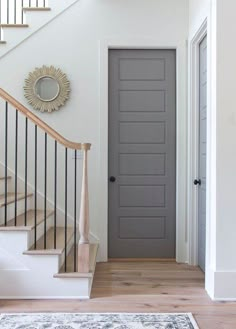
[189,0,211,38]
[212,0,236,300]
[0,0,189,261]
[188,0,215,299]
[189,0,236,300]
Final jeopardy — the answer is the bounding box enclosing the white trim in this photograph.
[187,19,207,266]
[99,38,187,262]
[207,270,236,301]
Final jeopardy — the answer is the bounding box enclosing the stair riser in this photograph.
[27,214,53,249]
[0,195,33,226]
[0,231,28,254]
[0,178,13,194]
[0,231,91,298]
[59,232,75,269]
[0,230,59,272]
[0,271,90,298]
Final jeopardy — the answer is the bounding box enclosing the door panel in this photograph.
[108,49,176,258]
[198,36,207,271]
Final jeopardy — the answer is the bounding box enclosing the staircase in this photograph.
[0,89,98,299]
[0,0,79,58]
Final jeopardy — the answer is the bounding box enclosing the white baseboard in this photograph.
[206,268,236,300]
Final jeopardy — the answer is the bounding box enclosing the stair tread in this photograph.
[24,227,74,255]
[0,192,33,207]
[0,209,53,231]
[0,176,11,180]
[0,23,29,27]
[23,7,51,11]
[0,24,29,27]
[54,243,99,278]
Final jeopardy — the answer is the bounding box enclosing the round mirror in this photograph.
[24,65,70,113]
[34,77,60,102]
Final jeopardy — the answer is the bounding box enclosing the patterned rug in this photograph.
[0,313,199,329]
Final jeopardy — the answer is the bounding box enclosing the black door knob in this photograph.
[194,179,201,186]
[110,176,116,183]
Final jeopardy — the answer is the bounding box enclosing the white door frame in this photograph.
[99,39,188,262]
[188,20,208,266]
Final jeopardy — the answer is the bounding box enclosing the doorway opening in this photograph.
[188,20,208,277]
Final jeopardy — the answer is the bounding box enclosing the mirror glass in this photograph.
[34,77,60,102]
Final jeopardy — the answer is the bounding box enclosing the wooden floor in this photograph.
[0,261,236,328]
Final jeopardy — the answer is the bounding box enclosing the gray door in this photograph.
[108,49,176,258]
[198,36,207,271]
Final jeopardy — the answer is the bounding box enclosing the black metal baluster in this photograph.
[44,133,47,249]
[21,0,24,24]
[43,0,46,8]
[4,102,8,226]
[74,150,77,272]
[64,148,68,272]
[54,141,57,249]
[36,0,38,8]
[24,117,28,226]
[34,125,37,249]
[14,110,18,226]
[7,0,9,24]
[14,0,16,24]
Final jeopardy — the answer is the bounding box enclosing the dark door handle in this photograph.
[194,179,201,186]
[110,176,116,183]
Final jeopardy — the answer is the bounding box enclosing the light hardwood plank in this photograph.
[24,227,73,255]
[0,24,29,28]
[0,192,33,207]
[0,176,11,180]
[23,7,51,11]
[54,243,99,277]
[1,262,236,329]
[0,209,53,231]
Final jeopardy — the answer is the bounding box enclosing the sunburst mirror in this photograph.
[24,65,70,113]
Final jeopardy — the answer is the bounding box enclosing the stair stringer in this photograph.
[0,0,80,59]
[0,230,92,299]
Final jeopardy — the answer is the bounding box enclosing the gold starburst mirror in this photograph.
[24,65,70,113]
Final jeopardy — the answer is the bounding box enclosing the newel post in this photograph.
[78,143,91,273]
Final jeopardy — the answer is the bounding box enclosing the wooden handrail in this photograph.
[0,88,91,151]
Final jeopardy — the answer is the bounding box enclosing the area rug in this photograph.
[0,313,199,328]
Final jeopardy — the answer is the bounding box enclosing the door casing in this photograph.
[188,20,208,267]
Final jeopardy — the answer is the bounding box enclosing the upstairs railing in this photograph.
[0,88,91,273]
[0,0,48,25]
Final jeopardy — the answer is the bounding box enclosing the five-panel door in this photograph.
[108,49,176,258]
